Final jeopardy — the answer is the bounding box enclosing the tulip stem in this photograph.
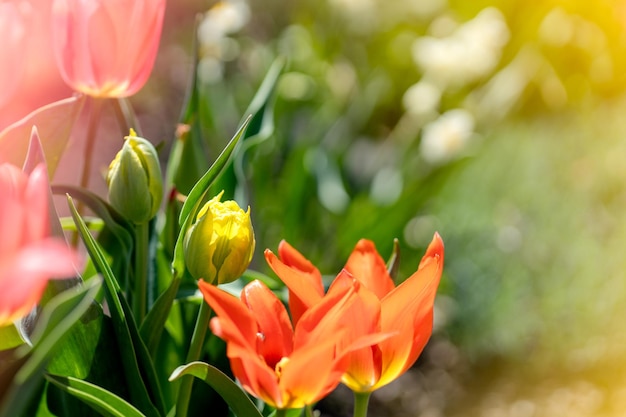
[176,299,212,417]
[133,221,150,323]
[275,409,288,417]
[353,392,371,417]
[73,97,104,246]
[113,97,142,136]
[80,98,104,192]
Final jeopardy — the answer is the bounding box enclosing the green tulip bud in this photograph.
[107,129,163,223]
[184,191,255,284]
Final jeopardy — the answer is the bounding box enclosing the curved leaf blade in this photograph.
[46,375,145,417]
[169,361,262,417]
[178,116,251,227]
[0,279,101,417]
[67,195,161,417]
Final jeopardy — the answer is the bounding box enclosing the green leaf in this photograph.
[240,57,284,141]
[167,15,212,195]
[0,325,25,351]
[20,278,102,380]
[140,276,181,355]
[169,362,262,417]
[215,58,284,205]
[178,116,252,227]
[52,185,133,251]
[67,195,162,417]
[0,279,101,417]
[46,375,145,417]
[53,185,134,287]
[46,312,130,417]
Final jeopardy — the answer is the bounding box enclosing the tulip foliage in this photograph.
[0,2,445,417]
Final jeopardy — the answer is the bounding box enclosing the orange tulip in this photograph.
[0,163,79,326]
[198,276,384,409]
[264,233,444,392]
[51,0,166,98]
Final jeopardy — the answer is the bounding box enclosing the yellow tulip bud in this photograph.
[107,129,163,224]
[184,191,255,284]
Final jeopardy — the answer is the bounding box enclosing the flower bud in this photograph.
[107,129,163,223]
[184,191,255,284]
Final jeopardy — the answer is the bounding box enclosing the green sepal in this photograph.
[386,238,401,281]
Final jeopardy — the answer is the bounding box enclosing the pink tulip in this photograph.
[0,0,72,131]
[51,0,166,98]
[0,163,78,326]
[0,2,29,107]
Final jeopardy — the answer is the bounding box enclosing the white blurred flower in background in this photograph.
[403,79,441,118]
[420,108,475,164]
[197,0,250,84]
[412,7,509,89]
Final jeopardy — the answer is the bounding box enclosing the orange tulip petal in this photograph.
[373,233,444,389]
[381,233,444,331]
[264,247,324,324]
[278,335,348,409]
[293,270,355,347]
[198,280,257,351]
[341,345,379,392]
[344,239,395,300]
[241,280,293,367]
[228,350,283,408]
[374,310,433,390]
[335,280,384,391]
[277,240,323,287]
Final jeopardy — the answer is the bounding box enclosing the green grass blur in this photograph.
[138,0,626,415]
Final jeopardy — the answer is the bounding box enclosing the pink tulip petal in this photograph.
[0,95,84,175]
[0,239,78,326]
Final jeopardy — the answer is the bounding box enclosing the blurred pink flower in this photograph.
[0,0,71,131]
[0,163,78,326]
[0,1,29,108]
[52,0,166,98]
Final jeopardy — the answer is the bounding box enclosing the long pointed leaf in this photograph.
[178,116,251,227]
[240,57,284,140]
[169,362,262,417]
[46,375,145,417]
[67,195,161,417]
[140,276,181,354]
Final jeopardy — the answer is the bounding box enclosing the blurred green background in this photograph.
[134,0,626,415]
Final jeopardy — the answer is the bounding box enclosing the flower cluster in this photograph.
[201,233,444,412]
